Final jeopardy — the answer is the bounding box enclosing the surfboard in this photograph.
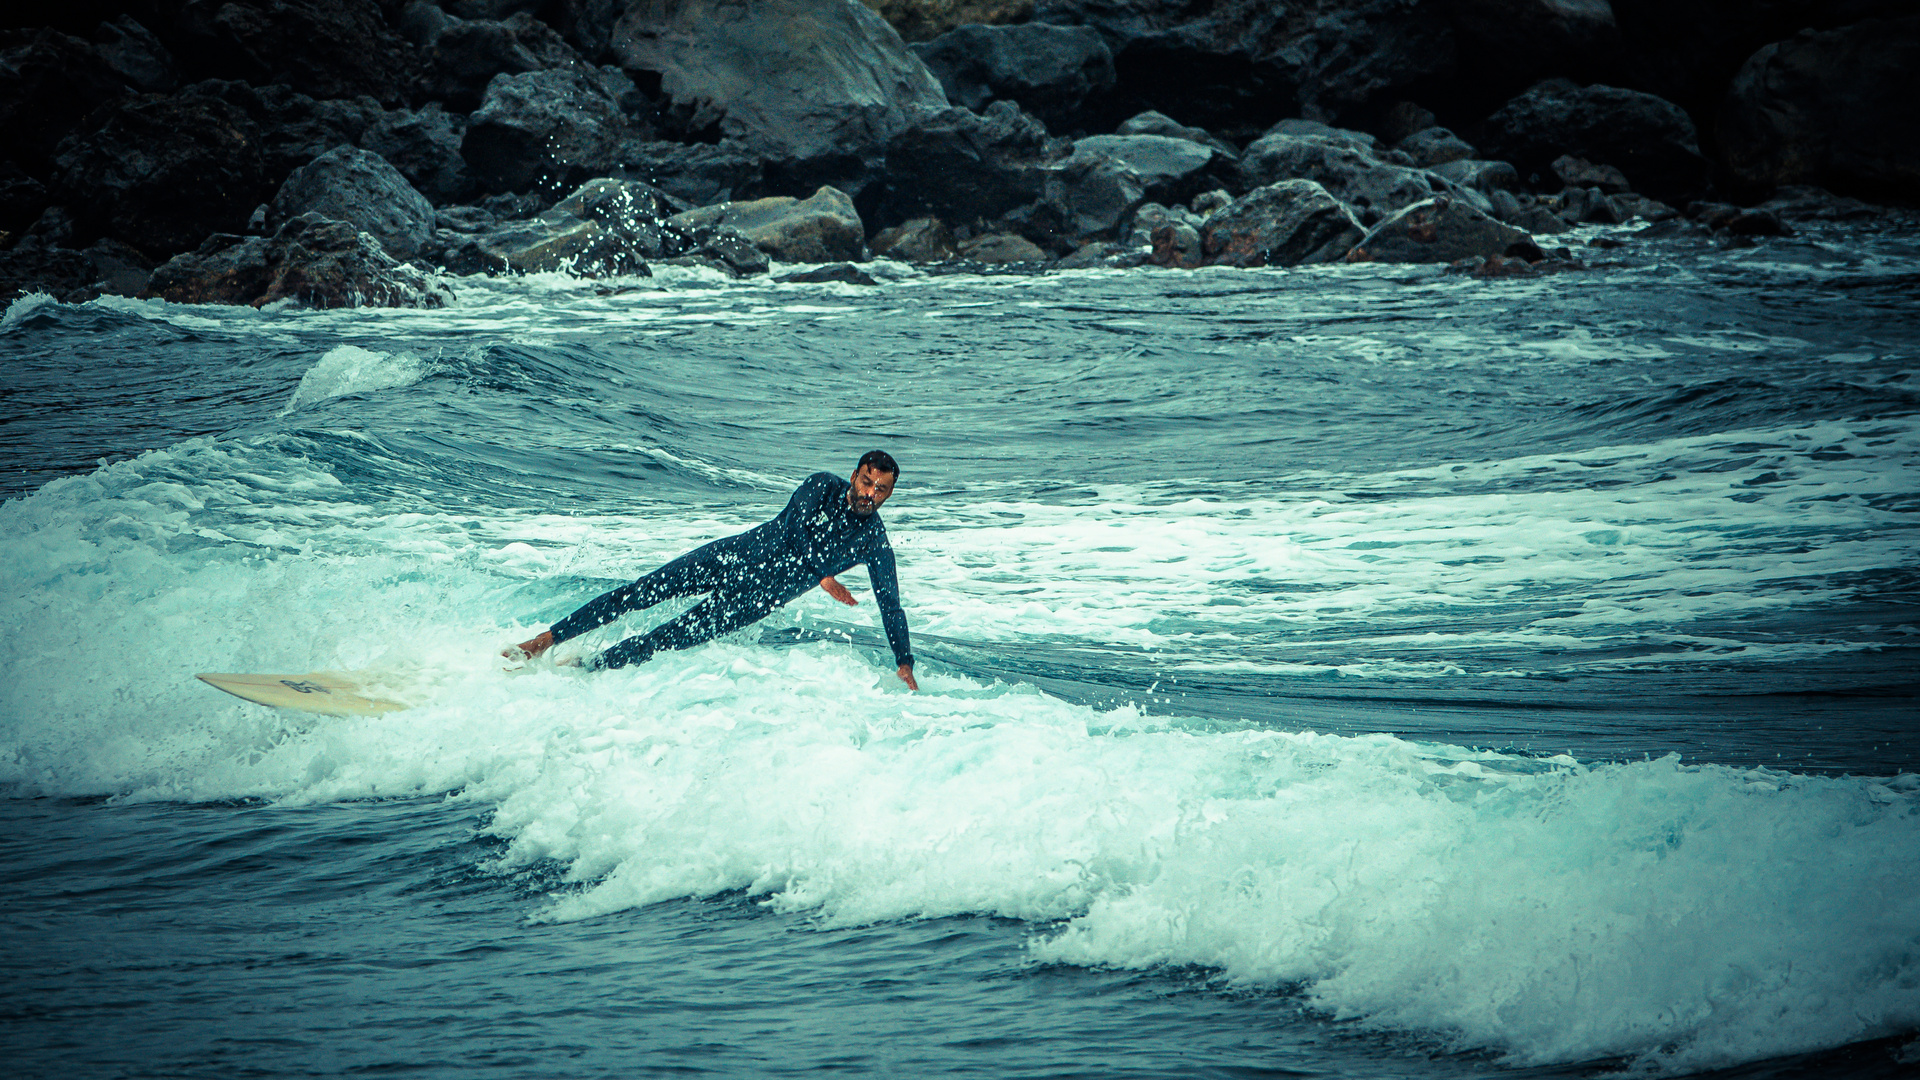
[196,672,410,716]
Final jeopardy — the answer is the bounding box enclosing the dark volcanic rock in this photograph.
[52,90,270,258]
[609,0,948,160]
[0,161,51,241]
[360,103,477,206]
[1115,110,1238,157]
[619,141,767,207]
[91,16,180,93]
[1448,0,1622,89]
[1193,179,1366,268]
[1719,16,1920,204]
[1476,79,1712,204]
[415,9,584,111]
[911,22,1113,133]
[865,0,1038,42]
[182,82,386,180]
[1346,194,1535,263]
[956,231,1048,263]
[1238,123,1448,226]
[269,146,436,260]
[1432,158,1522,194]
[146,212,452,308]
[864,102,1057,231]
[776,263,879,285]
[0,245,92,306]
[1551,154,1632,193]
[667,186,866,264]
[1070,134,1222,206]
[174,0,418,105]
[0,28,137,173]
[871,217,958,262]
[1396,127,1476,168]
[462,66,642,195]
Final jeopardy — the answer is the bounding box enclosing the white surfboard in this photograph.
[196,671,410,716]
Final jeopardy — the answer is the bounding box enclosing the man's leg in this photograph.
[551,544,736,643]
[588,590,780,671]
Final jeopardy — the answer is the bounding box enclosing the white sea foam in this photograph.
[283,345,430,412]
[2,432,1916,1074]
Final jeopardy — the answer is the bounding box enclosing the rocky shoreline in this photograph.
[2,0,1914,308]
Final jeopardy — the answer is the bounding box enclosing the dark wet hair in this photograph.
[858,450,900,478]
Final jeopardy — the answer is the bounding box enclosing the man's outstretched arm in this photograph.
[820,571,917,690]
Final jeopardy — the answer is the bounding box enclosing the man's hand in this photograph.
[504,629,555,662]
[897,663,918,691]
[820,575,858,605]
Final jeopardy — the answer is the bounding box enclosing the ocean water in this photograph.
[3,224,1919,1079]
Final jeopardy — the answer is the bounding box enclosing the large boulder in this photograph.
[862,1,1037,42]
[1476,79,1712,204]
[910,22,1113,132]
[618,140,767,206]
[0,240,153,306]
[145,213,453,308]
[180,81,386,180]
[91,16,181,94]
[1718,16,1920,204]
[1193,179,1366,268]
[360,103,478,206]
[0,28,138,174]
[269,146,437,260]
[409,8,586,111]
[1238,123,1449,225]
[1069,134,1223,205]
[864,101,1057,230]
[871,216,957,261]
[461,66,643,194]
[424,177,765,277]
[1345,195,1536,263]
[667,186,865,263]
[171,0,418,105]
[1447,0,1622,90]
[1114,110,1239,157]
[51,90,270,258]
[609,0,949,160]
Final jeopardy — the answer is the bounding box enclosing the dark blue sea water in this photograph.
[4,222,1919,1078]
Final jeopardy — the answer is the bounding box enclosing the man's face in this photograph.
[848,464,896,517]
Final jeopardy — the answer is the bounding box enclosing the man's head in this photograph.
[848,450,899,517]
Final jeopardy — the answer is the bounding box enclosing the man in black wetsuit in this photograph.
[509,451,918,689]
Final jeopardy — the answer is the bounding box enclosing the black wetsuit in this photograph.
[547,472,912,671]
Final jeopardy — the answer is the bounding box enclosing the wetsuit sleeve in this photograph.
[866,542,913,668]
[548,579,647,645]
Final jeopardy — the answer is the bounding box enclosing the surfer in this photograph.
[507,451,918,689]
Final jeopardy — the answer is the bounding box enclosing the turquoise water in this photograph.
[3,224,1918,1077]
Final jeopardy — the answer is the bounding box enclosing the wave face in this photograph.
[3,231,1919,1077]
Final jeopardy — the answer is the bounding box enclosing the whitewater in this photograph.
[3,222,1918,1078]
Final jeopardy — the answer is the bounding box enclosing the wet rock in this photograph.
[1551,154,1631,194]
[1195,179,1366,268]
[52,90,270,258]
[539,0,626,62]
[1055,239,1149,269]
[146,213,452,308]
[1487,188,1570,234]
[174,0,417,106]
[91,16,180,94]
[1070,134,1224,206]
[0,28,137,173]
[956,232,1048,263]
[1551,185,1625,225]
[866,101,1057,231]
[1719,16,1920,204]
[462,66,642,195]
[1432,158,1522,194]
[1476,79,1712,205]
[1009,151,1149,251]
[0,245,91,305]
[361,103,477,206]
[1189,189,1233,215]
[609,0,948,160]
[1756,184,1881,222]
[618,141,767,207]
[1347,195,1535,264]
[1238,124,1446,226]
[0,162,50,242]
[179,81,385,181]
[911,22,1113,132]
[667,186,865,264]
[415,9,584,111]
[872,217,958,262]
[1377,101,1440,146]
[1128,202,1205,250]
[1610,192,1678,222]
[1149,221,1203,268]
[776,263,879,285]
[865,0,1037,42]
[1116,111,1239,158]
[1396,127,1476,168]
[269,146,436,260]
